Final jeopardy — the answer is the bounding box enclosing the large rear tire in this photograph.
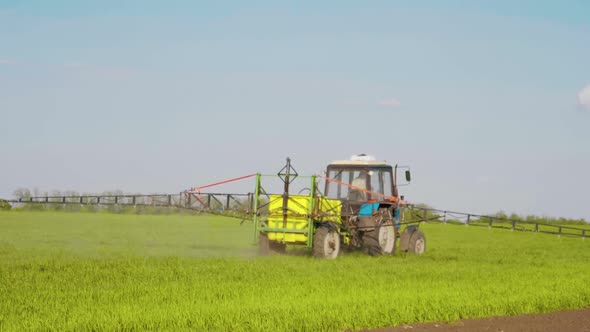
[258,233,286,256]
[313,226,340,259]
[399,229,411,252]
[363,224,396,256]
[378,225,396,254]
[362,230,380,256]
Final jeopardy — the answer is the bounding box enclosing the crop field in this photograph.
[1,211,590,331]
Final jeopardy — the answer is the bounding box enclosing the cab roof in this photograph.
[329,160,390,166]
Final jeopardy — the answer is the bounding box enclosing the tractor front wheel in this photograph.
[406,230,426,254]
[313,226,340,259]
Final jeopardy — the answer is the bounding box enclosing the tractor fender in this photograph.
[315,221,340,233]
[405,224,419,233]
[378,202,395,210]
[357,216,376,232]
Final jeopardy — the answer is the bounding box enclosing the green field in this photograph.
[1,211,589,331]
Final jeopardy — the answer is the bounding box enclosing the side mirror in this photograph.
[405,170,411,182]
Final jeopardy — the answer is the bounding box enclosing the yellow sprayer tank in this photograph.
[267,194,342,243]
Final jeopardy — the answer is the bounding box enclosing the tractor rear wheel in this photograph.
[313,226,340,259]
[399,229,411,252]
[363,224,396,256]
[407,230,426,254]
[258,233,286,256]
[378,225,396,254]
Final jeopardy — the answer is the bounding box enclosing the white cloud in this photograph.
[63,62,89,69]
[62,63,135,80]
[578,85,590,111]
[476,176,490,184]
[0,9,17,16]
[0,58,16,65]
[377,98,401,108]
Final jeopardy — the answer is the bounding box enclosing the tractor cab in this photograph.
[324,154,406,204]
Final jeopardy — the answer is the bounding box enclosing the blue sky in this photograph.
[1,1,589,220]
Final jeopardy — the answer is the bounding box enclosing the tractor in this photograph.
[255,155,426,258]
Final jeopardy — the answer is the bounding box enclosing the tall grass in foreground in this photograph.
[0,211,589,331]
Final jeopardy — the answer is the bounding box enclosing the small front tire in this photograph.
[407,230,426,254]
[313,226,340,259]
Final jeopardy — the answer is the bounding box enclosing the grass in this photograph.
[1,211,589,331]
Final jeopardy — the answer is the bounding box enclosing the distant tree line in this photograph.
[6,187,255,216]
[9,188,189,215]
